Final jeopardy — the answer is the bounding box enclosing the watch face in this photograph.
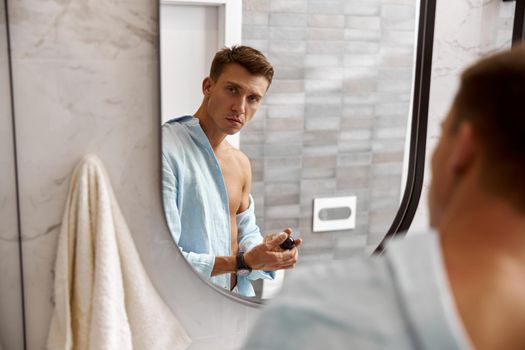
[237,269,251,277]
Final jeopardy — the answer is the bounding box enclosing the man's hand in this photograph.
[244,228,302,270]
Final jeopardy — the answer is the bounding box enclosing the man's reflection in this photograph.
[162,45,302,297]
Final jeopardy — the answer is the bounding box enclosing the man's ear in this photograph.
[202,77,213,96]
[450,121,476,175]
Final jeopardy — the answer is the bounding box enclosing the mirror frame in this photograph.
[375,0,437,254]
[506,0,525,45]
[157,0,437,306]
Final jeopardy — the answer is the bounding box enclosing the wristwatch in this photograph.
[236,252,252,277]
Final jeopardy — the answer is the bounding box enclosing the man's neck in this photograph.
[439,182,525,350]
[194,106,227,151]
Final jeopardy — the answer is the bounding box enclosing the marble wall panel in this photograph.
[409,0,517,233]
[0,1,25,348]
[8,0,261,349]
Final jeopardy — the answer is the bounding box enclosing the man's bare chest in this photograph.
[216,156,244,216]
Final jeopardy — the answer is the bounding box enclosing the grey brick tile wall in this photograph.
[241,0,417,260]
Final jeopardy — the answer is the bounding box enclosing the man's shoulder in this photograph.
[244,233,444,350]
[287,251,397,302]
[244,254,414,349]
[162,116,201,149]
[245,232,472,350]
[275,232,441,323]
[162,116,198,134]
[163,115,196,125]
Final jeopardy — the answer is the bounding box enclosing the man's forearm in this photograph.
[211,256,237,276]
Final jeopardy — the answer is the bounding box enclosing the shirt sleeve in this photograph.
[236,194,275,281]
[162,152,215,278]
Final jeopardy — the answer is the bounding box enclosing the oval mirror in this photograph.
[159,0,435,303]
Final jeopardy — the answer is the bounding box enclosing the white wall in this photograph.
[409,0,516,234]
[160,4,219,123]
[1,0,516,349]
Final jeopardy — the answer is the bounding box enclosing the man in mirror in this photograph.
[162,45,302,297]
[243,46,525,349]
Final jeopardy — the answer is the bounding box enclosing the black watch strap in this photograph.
[236,252,251,272]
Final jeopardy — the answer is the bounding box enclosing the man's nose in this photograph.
[232,95,246,114]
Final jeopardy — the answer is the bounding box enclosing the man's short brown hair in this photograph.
[452,44,525,208]
[209,45,274,86]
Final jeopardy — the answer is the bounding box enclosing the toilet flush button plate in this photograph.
[312,196,356,232]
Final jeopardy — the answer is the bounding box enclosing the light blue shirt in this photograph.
[243,231,473,349]
[162,115,274,297]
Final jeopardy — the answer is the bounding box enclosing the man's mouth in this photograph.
[226,117,243,126]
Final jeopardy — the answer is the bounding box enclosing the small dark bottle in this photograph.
[280,236,295,250]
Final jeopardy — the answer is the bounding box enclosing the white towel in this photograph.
[47,154,191,350]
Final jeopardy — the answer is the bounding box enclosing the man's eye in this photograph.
[248,96,260,103]
[227,86,237,94]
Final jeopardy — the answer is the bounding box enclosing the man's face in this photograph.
[428,108,458,228]
[203,63,269,135]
